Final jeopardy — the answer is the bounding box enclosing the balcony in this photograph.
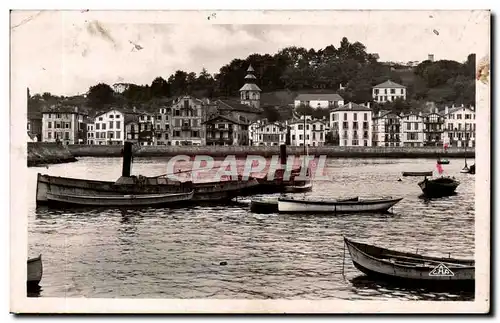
[181,125,191,131]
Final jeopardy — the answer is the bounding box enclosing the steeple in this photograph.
[239,64,261,110]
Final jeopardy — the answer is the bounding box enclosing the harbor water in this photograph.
[27,157,475,300]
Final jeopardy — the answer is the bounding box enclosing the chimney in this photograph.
[445,106,449,115]
[366,102,371,109]
[133,106,137,113]
[74,106,78,113]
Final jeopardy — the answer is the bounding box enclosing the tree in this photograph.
[150,77,170,98]
[262,106,280,122]
[87,83,115,109]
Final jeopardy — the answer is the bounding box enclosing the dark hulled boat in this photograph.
[402,171,433,177]
[27,255,43,288]
[418,176,460,197]
[344,237,474,289]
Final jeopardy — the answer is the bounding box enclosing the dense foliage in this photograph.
[28,38,476,117]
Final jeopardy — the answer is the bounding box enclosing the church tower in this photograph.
[239,65,261,110]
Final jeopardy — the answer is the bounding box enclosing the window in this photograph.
[116,115,120,118]
[140,116,145,121]
[298,124,303,130]
[457,114,462,119]
[48,132,52,139]
[193,131,199,137]
[99,117,103,121]
[56,114,61,119]
[353,122,358,129]
[364,140,368,146]
[342,122,349,130]
[116,131,121,139]
[96,123,100,130]
[390,89,395,94]
[48,122,52,128]
[344,113,347,121]
[65,123,69,129]
[108,132,114,139]
[299,134,303,140]
[364,113,368,121]
[306,125,309,130]
[312,124,316,131]
[353,140,359,146]
[115,121,120,129]
[157,124,161,130]
[354,113,357,121]
[64,132,69,140]
[363,122,369,130]
[110,115,114,119]
[374,89,379,94]
[312,133,316,140]
[102,123,106,130]
[465,114,471,119]
[415,123,419,130]
[343,140,347,146]
[407,123,411,130]
[174,131,181,137]
[292,135,296,140]
[175,110,180,116]
[157,115,162,120]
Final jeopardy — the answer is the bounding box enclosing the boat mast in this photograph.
[464,119,468,167]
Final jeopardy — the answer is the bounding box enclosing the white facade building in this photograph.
[444,104,476,148]
[86,121,95,145]
[294,93,344,109]
[372,110,403,147]
[372,80,407,103]
[41,105,86,144]
[249,120,287,146]
[93,109,125,145]
[400,112,425,147]
[289,116,327,147]
[330,102,373,146]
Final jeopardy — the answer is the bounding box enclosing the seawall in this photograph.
[67,145,475,159]
[28,142,77,167]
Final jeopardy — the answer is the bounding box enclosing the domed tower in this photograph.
[239,65,261,110]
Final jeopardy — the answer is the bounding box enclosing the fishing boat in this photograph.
[344,237,474,287]
[418,177,460,198]
[250,198,279,213]
[46,190,194,207]
[277,196,400,213]
[283,181,313,193]
[27,255,43,288]
[402,171,433,177]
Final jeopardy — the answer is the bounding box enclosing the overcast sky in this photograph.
[11,10,489,96]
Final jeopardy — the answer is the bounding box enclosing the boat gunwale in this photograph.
[46,190,194,200]
[344,237,475,269]
[278,197,403,206]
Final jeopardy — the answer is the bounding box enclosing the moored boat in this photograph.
[27,255,43,288]
[250,198,279,213]
[468,164,476,174]
[418,176,460,197]
[277,196,394,213]
[402,171,433,177]
[283,182,313,193]
[46,190,194,207]
[344,237,474,288]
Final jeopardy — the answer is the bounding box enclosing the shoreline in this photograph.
[67,145,475,159]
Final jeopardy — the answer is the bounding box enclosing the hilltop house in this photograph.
[294,93,344,109]
[372,80,406,103]
[329,102,372,147]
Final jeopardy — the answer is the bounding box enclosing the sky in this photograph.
[11,10,490,96]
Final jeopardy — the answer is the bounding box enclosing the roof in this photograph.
[446,105,475,115]
[373,80,406,89]
[247,65,255,72]
[203,114,247,125]
[254,121,286,130]
[295,93,343,102]
[373,110,400,119]
[244,74,257,80]
[330,102,371,112]
[217,99,263,114]
[239,83,262,92]
[124,114,139,125]
[41,104,87,115]
[288,118,327,126]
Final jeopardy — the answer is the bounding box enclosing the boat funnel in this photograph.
[122,141,133,177]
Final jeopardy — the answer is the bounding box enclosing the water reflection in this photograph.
[350,276,474,301]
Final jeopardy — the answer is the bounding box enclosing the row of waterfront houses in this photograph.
[27,65,475,148]
[31,97,475,148]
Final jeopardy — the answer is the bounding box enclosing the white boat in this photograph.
[27,255,43,287]
[46,190,194,207]
[284,182,313,193]
[278,197,403,213]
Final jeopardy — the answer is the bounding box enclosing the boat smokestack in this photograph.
[122,141,133,177]
[279,144,287,166]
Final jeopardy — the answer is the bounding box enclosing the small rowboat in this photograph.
[437,159,450,165]
[418,177,460,198]
[277,196,394,213]
[402,171,433,177]
[251,196,359,213]
[283,182,313,193]
[46,190,194,207]
[27,255,43,288]
[344,237,474,288]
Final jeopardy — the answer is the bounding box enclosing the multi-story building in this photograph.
[93,109,125,145]
[330,102,372,147]
[41,105,87,145]
[294,93,344,109]
[400,112,424,147]
[372,110,403,147]
[138,112,156,146]
[27,111,42,142]
[444,104,476,148]
[155,106,172,145]
[203,114,250,146]
[86,117,95,145]
[372,80,407,103]
[170,96,205,146]
[249,120,287,146]
[289,116,327,147]
[423,109,445,146]
[125,114,140,144]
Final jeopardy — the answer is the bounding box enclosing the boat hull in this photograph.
[27,255,43,287]
[46,191,194,207]
[402,171,433,177]
[278,197,402,213]
[344,238,474,287]
[250,199,278,213]
[283,182,313,193]
[418,178,460,197]
[36,173,260,204]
